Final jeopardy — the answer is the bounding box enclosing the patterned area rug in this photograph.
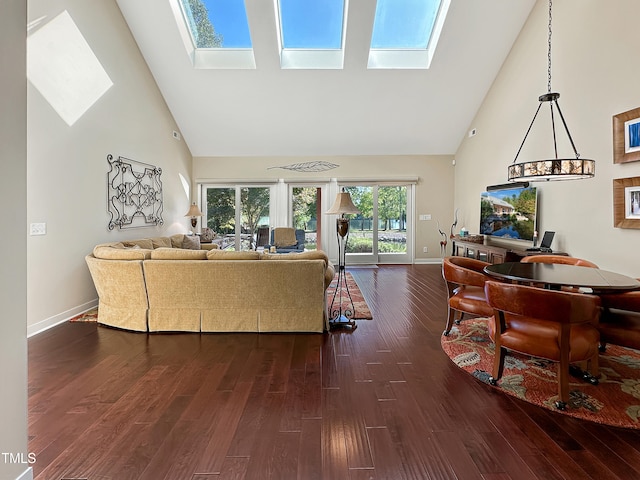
[441,317,640,429]
[69,309,98,322]
[326,272,373,320]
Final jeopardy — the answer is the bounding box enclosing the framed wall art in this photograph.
[613,176,640,229]
[613,107,640,164]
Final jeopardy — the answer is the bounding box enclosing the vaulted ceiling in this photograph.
[116,0,536,157]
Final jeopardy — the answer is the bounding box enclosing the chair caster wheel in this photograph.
[598,345,607,353]
[454,320,461,325]
[554,401,567,410]
[443,330,450,337]
[488,377,497,386]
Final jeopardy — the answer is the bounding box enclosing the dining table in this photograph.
[484,262,640,293]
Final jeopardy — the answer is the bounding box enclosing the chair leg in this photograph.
[556,359,569,410]
[455,312,465,325]
[489,346,506,385]
[589,354,599,378]
[443,307,456,336]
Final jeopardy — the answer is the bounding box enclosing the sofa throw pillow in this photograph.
[200,227,216,242]
[181,235,201,250]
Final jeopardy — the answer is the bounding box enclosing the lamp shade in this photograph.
[326,192,360,215]
[185,203,203,217]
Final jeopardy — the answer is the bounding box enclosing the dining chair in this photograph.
[441,256,494,336]
[484,280,601,410]
[520,254,598,291]
[520,254,598,268]
[598,284,640,352]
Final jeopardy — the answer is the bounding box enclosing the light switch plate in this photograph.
[30,223,46,235]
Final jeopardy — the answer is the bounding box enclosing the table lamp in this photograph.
[185,203,204,233]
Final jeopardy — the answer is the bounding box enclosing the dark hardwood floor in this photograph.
[28,264,640,479]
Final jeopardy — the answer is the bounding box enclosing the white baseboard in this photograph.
[414,258,443,265]
[27,298,98,338]
[15,466,33,480]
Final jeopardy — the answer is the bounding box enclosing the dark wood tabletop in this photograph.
[484,262,640,292]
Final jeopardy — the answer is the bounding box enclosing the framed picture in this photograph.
[613,107,640,164]
[613,176,640,228]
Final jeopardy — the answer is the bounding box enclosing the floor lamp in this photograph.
[326,189,360,329]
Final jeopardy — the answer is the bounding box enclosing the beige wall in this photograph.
[1,1,30,479]
[454,0,640,277]
[193,155,455,262]
[27,0,193,333]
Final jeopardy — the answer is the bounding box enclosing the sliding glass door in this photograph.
[290,186,322,251]
[342,184,412,264]
[203,185,271,251]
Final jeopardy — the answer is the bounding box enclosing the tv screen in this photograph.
[480,185,537,241]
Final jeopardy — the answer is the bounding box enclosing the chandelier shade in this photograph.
[508,158,596,182]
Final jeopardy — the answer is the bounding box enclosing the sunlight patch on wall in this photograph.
[27,10,113,126]
[179,173,190,200]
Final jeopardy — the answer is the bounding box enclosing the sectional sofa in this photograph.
[86,234,334,333]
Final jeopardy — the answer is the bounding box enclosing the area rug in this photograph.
[326,272,373,320]
[69,309,98,322]
[441,317,640,429]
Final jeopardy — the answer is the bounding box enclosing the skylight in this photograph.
[176,0,255,69]
[279,0,344,49]
[368,0,449,69]
[275,0,347,69]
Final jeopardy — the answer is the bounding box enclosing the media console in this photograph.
[451,237,567,264]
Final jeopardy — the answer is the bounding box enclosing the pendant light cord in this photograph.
[547,0,552,93]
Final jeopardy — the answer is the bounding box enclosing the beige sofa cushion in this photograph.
[93,244,152,260]
[261,250,328,266]
[206,249,261,260]
[122,238,154,249]
[150,248,208,260]
[150,236,172,249]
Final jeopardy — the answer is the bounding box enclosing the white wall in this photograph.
[193,154,455,262]
[454,0,640,277]
[1,1,31,479]
[27,0,193,333]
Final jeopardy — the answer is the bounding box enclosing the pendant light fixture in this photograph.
[508,0,595,182]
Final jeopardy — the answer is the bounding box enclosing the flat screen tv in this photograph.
[480,185,537,241]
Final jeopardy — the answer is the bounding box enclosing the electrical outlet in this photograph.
[423,246,428,253]
[419,214,432,221]
[30,223,46,235]
[468,128,477,137]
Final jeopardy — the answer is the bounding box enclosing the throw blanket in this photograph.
[273,228,297,247]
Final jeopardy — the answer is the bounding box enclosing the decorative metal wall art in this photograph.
[107,154,163,229]
[268,161,339,172]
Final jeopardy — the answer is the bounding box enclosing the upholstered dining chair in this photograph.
[484,280,601,410]
[520,254,599,268]
[598,285,640,352]
[441,256,494,336]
